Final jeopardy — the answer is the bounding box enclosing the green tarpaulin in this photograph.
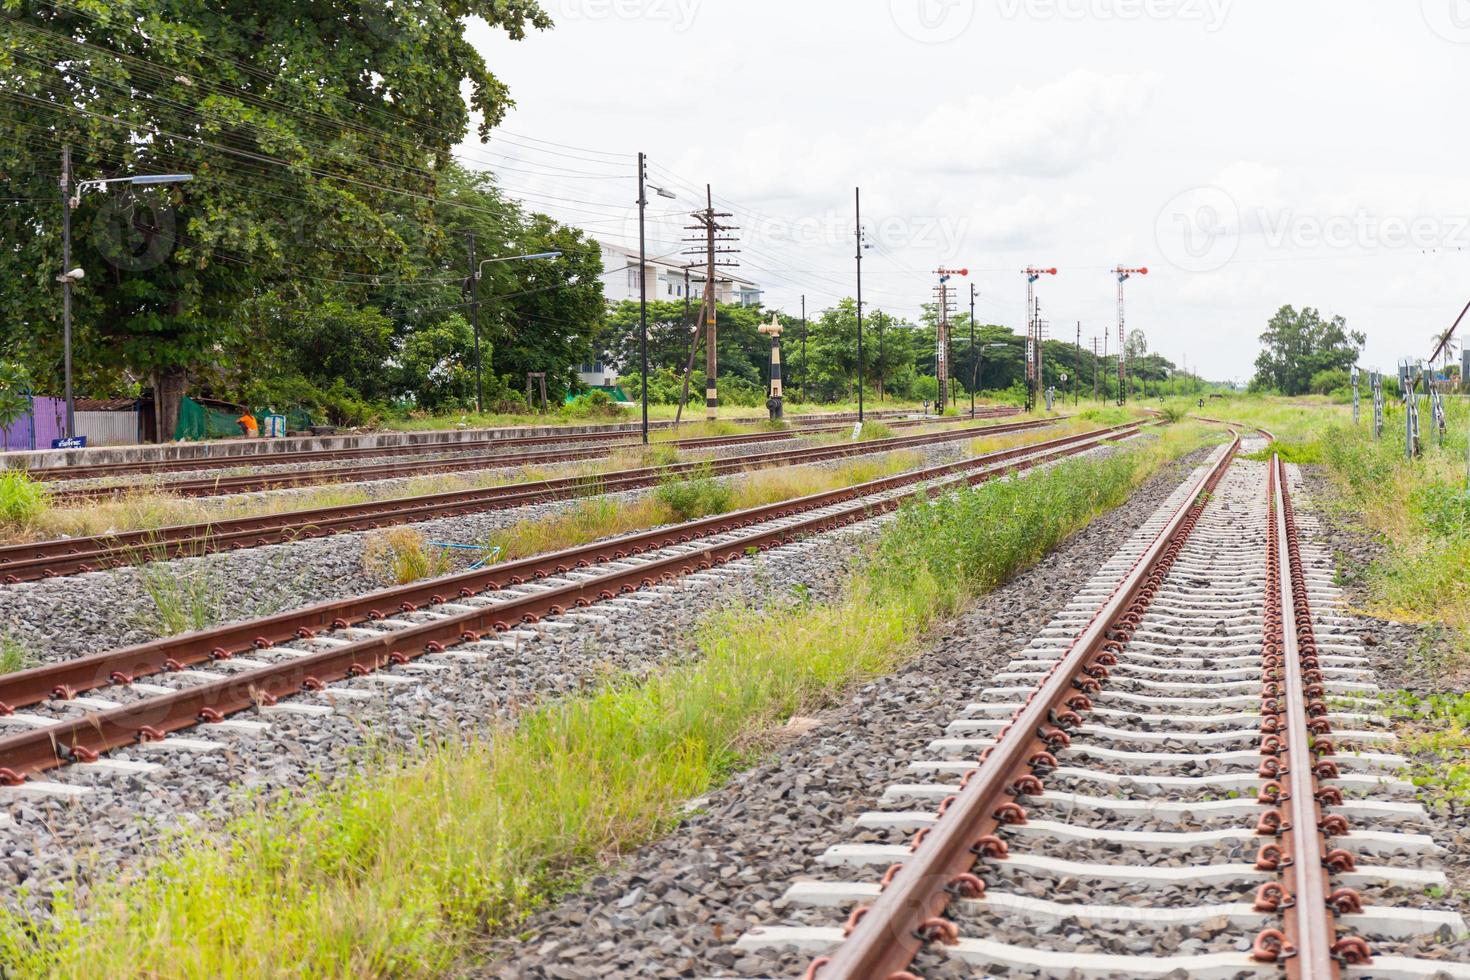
[173,397,313,441]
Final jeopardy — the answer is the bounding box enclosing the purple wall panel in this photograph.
[31,397,66,448]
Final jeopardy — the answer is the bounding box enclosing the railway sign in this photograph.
[51,436,86,450]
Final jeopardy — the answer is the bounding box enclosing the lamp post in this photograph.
[60,148,192,439]
[468,248,562,414]
[637,153,676,443]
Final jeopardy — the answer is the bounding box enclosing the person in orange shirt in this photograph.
[237,413,259,438]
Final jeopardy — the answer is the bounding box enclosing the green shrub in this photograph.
[0,470,47,527]
[561,390,626,420]
[1079,406,1133,426]
[654,464,733,520]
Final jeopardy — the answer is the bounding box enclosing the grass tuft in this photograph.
[362,528,457,585]
[0,634,35,675]
[0,471,48,528]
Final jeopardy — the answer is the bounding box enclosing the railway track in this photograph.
[22,407,978,485]
[46,411,1015,502]
[737,444,1467,978]
[0,415,1056,584]
[0,420,1147,790]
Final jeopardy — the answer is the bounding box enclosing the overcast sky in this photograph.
[463,1,1470,382]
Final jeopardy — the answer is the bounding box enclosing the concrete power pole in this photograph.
[680,185,737,422]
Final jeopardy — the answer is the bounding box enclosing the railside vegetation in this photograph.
[0,423,1217,978]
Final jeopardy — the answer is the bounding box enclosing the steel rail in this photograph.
[0,422,1143,720]
[47,412,1017,501]
[0,423,1148,785]
[807,434,1241,980]
[0,417,1056,583]
[1249,455,1371,974]
[22,407,962,483]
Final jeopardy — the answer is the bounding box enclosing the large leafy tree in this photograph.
[0,0,550,435]
[1252,305,1364,395]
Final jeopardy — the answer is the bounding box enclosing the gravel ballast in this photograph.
[474,447,1220,979]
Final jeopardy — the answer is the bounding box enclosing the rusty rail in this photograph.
[807,434,1241,979]
[0,416,1054,583]
[24,407,971,483]
[49,411,1018,501]
[0,421,1146,785]
[1249,455,1371,974]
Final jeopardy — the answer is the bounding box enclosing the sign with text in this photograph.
[51,436,86,450]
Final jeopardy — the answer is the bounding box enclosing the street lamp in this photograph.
[637,152,676,444]
[466,248,562,413]
[60,144,192,440]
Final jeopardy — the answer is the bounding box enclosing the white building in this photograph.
[581,240,763,388]
[597,240,762,308]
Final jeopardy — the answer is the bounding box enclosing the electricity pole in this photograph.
[970,283,978,418]
[681,185,737,421]
[467,231,482,413]
[800,294,807,402]
[60,144,74,438]
[855,187,867,421]
[1074,321,1081,406]
[636,152,649,442]
[1092,337,1100,402]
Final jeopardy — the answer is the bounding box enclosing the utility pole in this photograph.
[800,294,807,402]
[855,187,868,421]
[1092,337,1100,402]
[636,152,649,443]
[681,185,737,421]
[875,310,886,400]
[969,283,978,418]
[1074,321,1081,406]
[60,144,74,438]
[1112,265,1148,407]
[466,231,482,413]
[1022,267,1056,412]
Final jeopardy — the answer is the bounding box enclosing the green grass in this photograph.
[0,634,35,674]
[0,471,48,528]
[0,423,1217,979]
[1241,440,1325,464]
[1384,691,1470,807]
[652,463,734,521]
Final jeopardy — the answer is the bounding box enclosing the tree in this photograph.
[0,0,551,436]
[1252,306,1364,395]
[1124,329,1148,360]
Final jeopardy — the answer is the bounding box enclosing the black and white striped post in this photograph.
[760,312,784,421]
